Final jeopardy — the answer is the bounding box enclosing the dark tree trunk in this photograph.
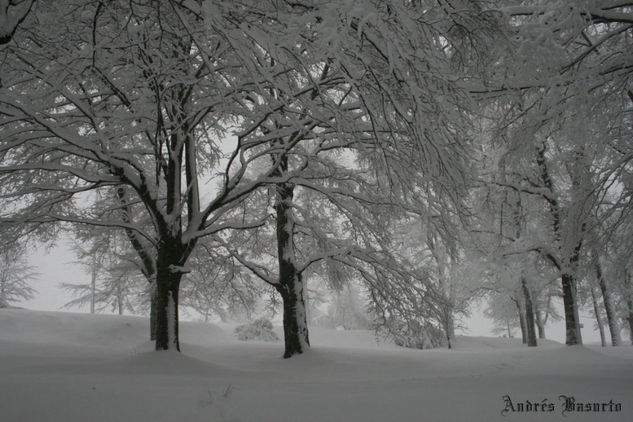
[590,286,607,347]
[515,299,527,344]
[624,270,633,345]
[596,261,621,346]
[561,273,583,345]
[535,310,546,339]
[444,311,455,350]
[154,241,185,351]
[277,279,309,358]
[521,278,537,347]
[274,178,309,358]
[150,287,157,341]
[154,272,181,351]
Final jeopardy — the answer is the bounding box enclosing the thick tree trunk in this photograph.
[275,178,309,358]
[154,243,184,351]
[154,273,181,351]
[561,273,583,345]
[596,261,621,346]
[277,279,309,358]
[150,287,157,341]
[590,287,607,347]
[521,278,537,347]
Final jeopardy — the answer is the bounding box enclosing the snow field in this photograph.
[1,309,632,422]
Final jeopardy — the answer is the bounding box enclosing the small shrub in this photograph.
[234,318,279,342]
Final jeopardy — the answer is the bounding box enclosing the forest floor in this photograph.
[0,308,632,422]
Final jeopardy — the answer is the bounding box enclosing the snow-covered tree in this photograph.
[0,0,454,354]
[0,240,36,308]
[61,228,144,315]
[0,0,34,45]
[476,0,633,346]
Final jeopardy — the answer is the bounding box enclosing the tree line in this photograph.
[0,0,631,356]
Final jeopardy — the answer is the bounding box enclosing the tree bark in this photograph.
[514,299,527,344]
[590,286,606,347]
[277,279,309,358]
[274,179,309,358]
[561,273,583,345]
[535,310,546,339]
[444,310,455,350]
[521,277,537,347]
[150,288,157,341]
[624,270,633,345]
[154,272,181,351]
[596,261,621,346]
[0,276,6,307]
[90,254,97,314]
[154,241,184,351]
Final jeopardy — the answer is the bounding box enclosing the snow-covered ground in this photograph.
[1,309,631,422]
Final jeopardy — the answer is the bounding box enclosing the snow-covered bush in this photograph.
[234,318,279,342]
[374,313,447,350]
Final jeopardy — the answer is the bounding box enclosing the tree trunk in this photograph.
[116,282,124,316]
[521,278,537,347]
[154,273,181,351]
[90,255,96,314]
[624,270,633,345]
[277,279,309,358]
[596,261,621,346]
[535,310,546,339]
[444,312,455,350]
[150,286,157,341]
[536,143,583,346]
[154,243,184,351]
[0,278,6,307]
[590,286,606,347]
[515,299,527,344]
[275,178,309,358]
[561,273,583,345]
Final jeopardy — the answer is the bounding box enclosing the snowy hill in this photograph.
[1,309,631,422]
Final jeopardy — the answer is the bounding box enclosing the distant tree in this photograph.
[179,245,263,323]
[0,241,37,308]
[326,282,370,330]
[484,291,521,339]
[61,229,144,315]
